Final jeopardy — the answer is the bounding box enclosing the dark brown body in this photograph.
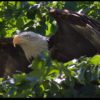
[0,38,32,77]
[48,9,99,62]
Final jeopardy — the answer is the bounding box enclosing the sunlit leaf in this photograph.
[89,55,100,66]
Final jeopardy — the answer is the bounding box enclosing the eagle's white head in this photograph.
[13,31,48,61]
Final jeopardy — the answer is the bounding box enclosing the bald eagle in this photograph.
[0,8,100,77]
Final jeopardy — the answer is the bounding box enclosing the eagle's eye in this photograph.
[26,35,31,39]
[23,35,31,40]
[23,35,38,41]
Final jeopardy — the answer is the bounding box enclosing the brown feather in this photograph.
[0,38,32,77]
[48,9,98,62]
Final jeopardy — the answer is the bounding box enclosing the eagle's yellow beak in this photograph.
[13,35,21,47]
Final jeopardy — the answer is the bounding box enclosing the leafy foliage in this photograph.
[0,1,100,98]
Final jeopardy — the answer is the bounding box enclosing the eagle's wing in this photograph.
[48,9,100,62]
[0,38,32,77]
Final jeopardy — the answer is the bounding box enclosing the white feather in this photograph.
[19,31,48,61]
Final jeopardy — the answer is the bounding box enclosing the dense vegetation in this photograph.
[0,1,100,98]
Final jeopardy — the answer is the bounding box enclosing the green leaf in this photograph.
[89,55,100,66]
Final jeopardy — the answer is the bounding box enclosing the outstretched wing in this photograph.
[0,38,32,77]
[48,9,100,62]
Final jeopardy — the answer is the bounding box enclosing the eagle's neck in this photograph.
[20,37,48,61]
